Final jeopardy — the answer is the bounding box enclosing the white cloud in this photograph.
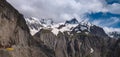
[103,27,120,33]
[105,17,120,26]
[92,20,102,26]
[6,0,120,20]
[92,17,120,33]
[6,0,108,22]
[106,3,120,14]
[6,0,120,33]
[92,17,120,27]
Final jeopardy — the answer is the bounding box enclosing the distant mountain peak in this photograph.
[29,17,38,20]
[25,17,108,37]
[108,31,120,38]
[65,18,79,24]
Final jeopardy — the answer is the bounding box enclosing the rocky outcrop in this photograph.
[65,18,78,24]
[109,38,120,57]
[0,0,54,57]
[33,28,118,57]
[90,25,108,37]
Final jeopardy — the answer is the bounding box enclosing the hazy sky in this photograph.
[7,0,120,32]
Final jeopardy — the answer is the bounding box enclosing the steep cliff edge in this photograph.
[34,29,118,57]
[0,0,54,57]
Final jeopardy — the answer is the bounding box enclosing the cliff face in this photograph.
[33,29,118,57]
[0,0,30,47]
[0,0,54,57]
[109,39,120,57]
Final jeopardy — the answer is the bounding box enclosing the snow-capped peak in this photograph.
[25,17,94,36]
[25,17,41,24]
[25,17,42,35]
[65,18,79,24]
[103,27,120,38]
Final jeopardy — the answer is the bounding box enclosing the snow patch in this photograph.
[77,31,81,33]
[85,32,89,35]
[81,26,87,31]
[51,28,59,35]
[30,28,41,35]
[90,48,94,53]
[59,24,78,32]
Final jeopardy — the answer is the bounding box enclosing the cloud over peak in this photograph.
[7,0,115,21]
[7,0,120,33]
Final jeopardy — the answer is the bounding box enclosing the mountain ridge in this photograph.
[25,17,108,38]
[0,0,120,57]
[0,1,55,57]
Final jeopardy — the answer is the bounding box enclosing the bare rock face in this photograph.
[33,28,118,57]
[109,39,120,57]
[0,0,29,47]
[90,25,108,37]
[0,0,55,57]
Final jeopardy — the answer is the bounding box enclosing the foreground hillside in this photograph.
[0,0,54,57]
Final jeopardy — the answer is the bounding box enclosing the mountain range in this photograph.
[0,0,120,57]
[25,17,120,39]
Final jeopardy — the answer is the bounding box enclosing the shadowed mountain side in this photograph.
[0,0,55,57]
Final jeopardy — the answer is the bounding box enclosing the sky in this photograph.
[7,0,120,33]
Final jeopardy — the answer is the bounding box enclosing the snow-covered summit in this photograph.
[25,17,94,36]
[65,18,79,24]
[25,17,42,35]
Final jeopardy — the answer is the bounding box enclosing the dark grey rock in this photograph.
[0,0,55,57]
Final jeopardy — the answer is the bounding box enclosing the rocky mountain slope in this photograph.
[31,19,116,57]
[108,31,120,38]
[0,0,120,57]
[25,17,108,37]
[26,17,120,57]
[0,0,54,57]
